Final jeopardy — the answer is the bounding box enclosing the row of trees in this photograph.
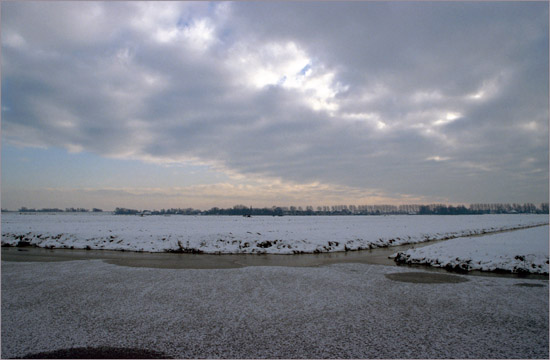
[17,207,103,213]
[113,203,549,216]
[9,203,548,216]
[114,208,200,215]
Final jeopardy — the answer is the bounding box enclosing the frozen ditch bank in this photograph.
[2,214,548,258]
[392,225,549,274]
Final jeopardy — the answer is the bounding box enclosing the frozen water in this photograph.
[1,260,548,358]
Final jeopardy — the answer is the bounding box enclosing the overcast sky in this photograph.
[1,1,548,210]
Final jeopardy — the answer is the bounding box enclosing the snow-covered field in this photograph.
[4,214,548,358]
[1,213,547,255]
[392,225,549,274]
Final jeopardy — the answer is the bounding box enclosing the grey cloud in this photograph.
[1,1,548,204]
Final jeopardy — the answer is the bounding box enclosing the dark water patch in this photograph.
[514,283,546,287]
[385,271,469,283]
[17,346,172,359]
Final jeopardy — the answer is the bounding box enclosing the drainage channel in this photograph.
[2,240,548,280]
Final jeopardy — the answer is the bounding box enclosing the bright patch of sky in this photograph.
[226,40,347,112]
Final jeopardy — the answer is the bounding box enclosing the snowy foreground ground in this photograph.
[1,259,548,358]
[392,225,549,274]
[2,213,547,255]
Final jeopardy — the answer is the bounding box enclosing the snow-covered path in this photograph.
[392,225,549,274]
[2,259,548,358]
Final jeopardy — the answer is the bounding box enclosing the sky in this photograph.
[1,1,548,211]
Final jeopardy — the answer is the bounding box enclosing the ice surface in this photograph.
[2,213,547,256]
[392,225,549,274]
[1,260,548,358]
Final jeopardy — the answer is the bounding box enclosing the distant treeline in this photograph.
[7,203,548,216]
[14,207,104,213]
[113,203,549,216]
[114,208,200,215]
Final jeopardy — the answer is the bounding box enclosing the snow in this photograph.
[391,225,549,274]
[2,213,548,256]
[1,260,548,358]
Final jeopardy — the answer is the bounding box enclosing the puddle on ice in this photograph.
[514,283,546,287]
[385,271,469,284]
